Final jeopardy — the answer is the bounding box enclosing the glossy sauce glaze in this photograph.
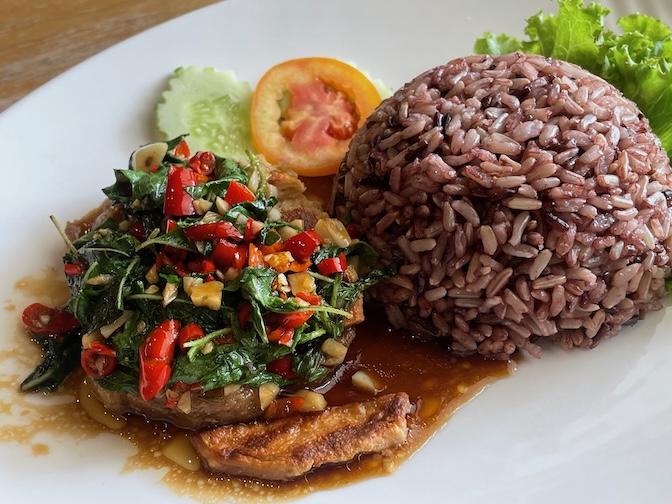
[1,272,514,503]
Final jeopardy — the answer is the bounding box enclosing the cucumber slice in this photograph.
[156,66,254,160]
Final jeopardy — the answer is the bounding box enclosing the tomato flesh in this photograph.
[280,79,358,148]
[251,57,382,176]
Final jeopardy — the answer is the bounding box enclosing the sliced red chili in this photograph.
[22,303,81,336]
[224,180,255,205]
[182,221,242,242]
[269,326,295,345]
[63,260,87,277]
[177,322,205,351]
[244,219,264,242]
[163,166,207,216]
[296,291,322,305]
[173,139,191,159]
[186,258,216,275]
[279,311,313,329]
[266,355,298,379]
[188,151,217,176]
[165,218,178,233]
[238,302,252,327]
[155,251,187,277]
[282,229,322,262]
[81,342,117,378]
[139,319,181,401]
[210,239,248,270]
[317,252,347,276]
[248,243,265,268]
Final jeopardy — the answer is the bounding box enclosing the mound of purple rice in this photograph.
[334,53,672,359]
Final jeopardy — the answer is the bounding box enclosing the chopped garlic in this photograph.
[287,272,316,296]
[314,218,352,248]
[321,338,348,366]
[352,370,379,394]
[259,382,280,411]
[189,281,224,310]
[182,276,204,296]
[193,198,214,214]
[86,274,114,286]
[215,196,231,215]
[145,264,159,285]
[294,390,327,412]
[100,310,134,338]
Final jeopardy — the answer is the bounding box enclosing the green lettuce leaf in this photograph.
[474,0,672,155]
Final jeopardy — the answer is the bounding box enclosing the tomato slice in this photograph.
[251,57,381,176]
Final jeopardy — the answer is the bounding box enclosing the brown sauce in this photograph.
[0,271,515,503]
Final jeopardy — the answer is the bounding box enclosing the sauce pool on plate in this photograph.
[1,271,514,502]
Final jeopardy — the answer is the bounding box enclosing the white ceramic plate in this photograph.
[1,0,671,502]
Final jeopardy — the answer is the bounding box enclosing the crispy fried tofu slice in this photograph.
[191,392,411,480]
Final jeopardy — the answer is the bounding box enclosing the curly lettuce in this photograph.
[475,0,672,155]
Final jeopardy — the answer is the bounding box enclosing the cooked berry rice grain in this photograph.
[333,53,672,359]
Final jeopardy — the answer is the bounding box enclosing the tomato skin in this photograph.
[81,342,117,378]
[251,57,382,176]
[22,303,81,336]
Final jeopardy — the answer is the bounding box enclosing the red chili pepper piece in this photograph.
[238,302,252,327]
[128,219,147,241]
[182,221,242,242]
[186,258,216,275]
[268,326,295,346]
[177,322,205,352]
[296,291,322,305]
[173,139,191,159]
[188,151,217,176]
[165,218,178,233]
[139,319,180,401]
[317,252,347,276]
[345,223,361,239]
[244,218,264,242]
[224,180,255,205]
[63,260,87,277]
[155,251,188,277]
[282,229,322,262]
[210,239,248,270]
[266,355,298,379]
[81,342,117,378]
[163,166,204,216]
[279,311,313,329]
[22,303,81,336]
